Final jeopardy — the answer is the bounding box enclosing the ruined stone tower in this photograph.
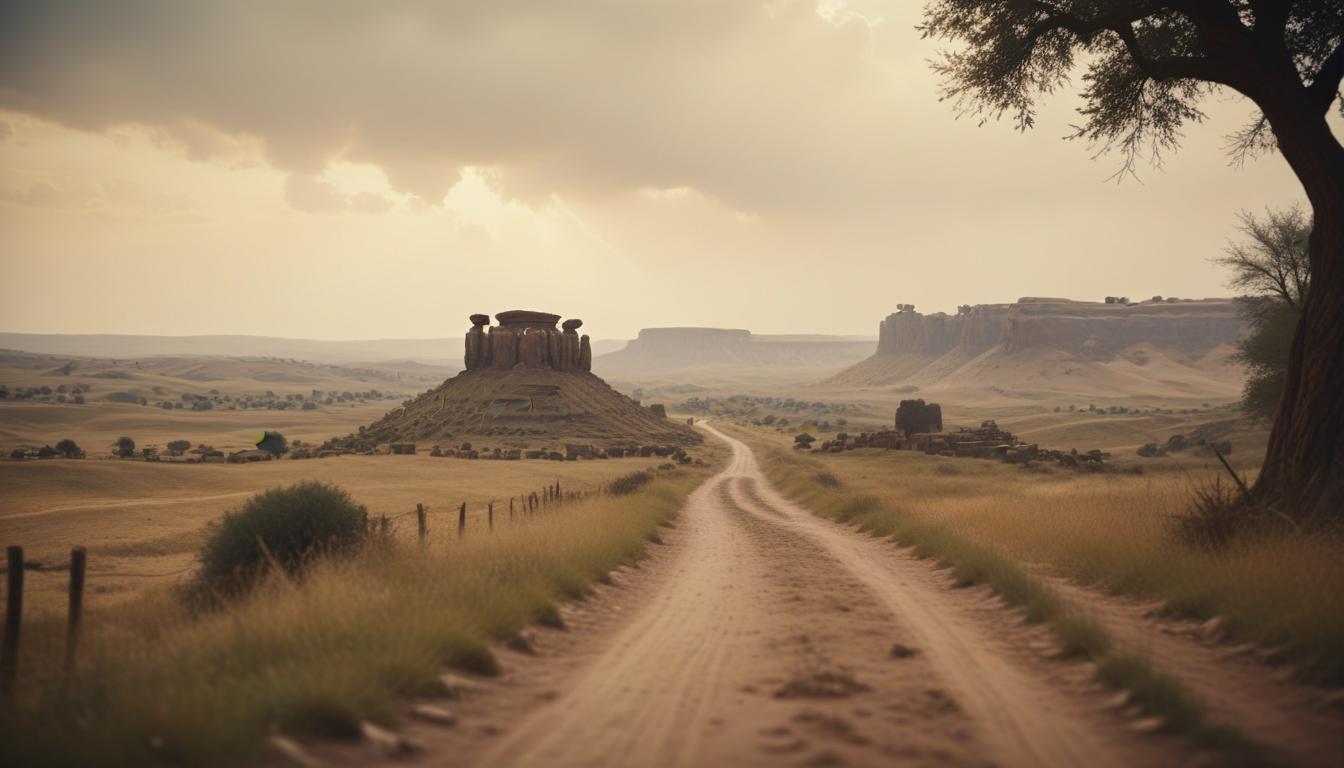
[464,311,593,372]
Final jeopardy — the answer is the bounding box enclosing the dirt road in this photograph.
[421,425,1181,768]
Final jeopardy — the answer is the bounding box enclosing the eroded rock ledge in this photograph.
[465,310,592,372]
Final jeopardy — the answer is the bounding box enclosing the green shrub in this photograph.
[608,469,654,496]
[197,481,369,595]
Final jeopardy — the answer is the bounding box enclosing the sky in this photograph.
[0,1,1323,341]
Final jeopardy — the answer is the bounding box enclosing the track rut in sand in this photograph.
[418,425,1186,767]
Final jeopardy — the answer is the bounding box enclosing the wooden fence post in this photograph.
[458,502,466,537]
[64,546,86,679]
[509,497,515,520]
[416,504,427,544]
[2,545,23,699]
[488,502,494,532]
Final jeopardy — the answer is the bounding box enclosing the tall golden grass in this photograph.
[0,467,709,767]
[746,429,1343,686]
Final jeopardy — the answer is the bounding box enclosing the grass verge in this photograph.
[747,434,1255,756]
[0,465,712,767]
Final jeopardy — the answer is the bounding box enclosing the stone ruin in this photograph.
[816,410,1115,471]
[464,310,593,372]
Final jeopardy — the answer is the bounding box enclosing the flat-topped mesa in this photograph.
[874,297,1245,359]
[464,310,592,372]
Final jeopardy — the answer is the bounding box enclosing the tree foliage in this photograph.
[919,1,1344,175]
[54,438,82,459]
[113,436,135,458]
[196,481,369,596]
[1216,208,1312,419]
[1215,207,1312,307]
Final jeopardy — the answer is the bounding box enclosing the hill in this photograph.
[592,329,875,396]
[0,333,464,366]
[341,311,702,450]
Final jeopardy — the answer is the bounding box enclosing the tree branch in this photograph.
[1026,2,1240,88]
[1112,24,1236,86]
[1306,41,1344,115]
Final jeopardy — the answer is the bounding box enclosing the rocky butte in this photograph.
[337,311,701,450]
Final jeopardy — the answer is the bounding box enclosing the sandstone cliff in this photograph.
[829,297,1248,399]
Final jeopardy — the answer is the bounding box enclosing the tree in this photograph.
[166,439,192,456]
[54,438,83,459]
[114,436,135,458]
[1215,207,1313,419]
[921,1,1344,529]
[256,430,288,457]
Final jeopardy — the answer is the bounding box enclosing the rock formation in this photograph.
[895,399,943,437]
[339,310,701,450]
[464,311,593,372]
[829,297,1248,397]
[872,298,1244,360]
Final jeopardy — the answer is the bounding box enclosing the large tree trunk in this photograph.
[1252,106,1344,529]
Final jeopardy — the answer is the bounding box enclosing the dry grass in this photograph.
[1,452,675,615]
[0,464,713,767]
[742,427,1344,686]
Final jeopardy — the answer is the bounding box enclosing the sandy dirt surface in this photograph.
[324,425,1201,768]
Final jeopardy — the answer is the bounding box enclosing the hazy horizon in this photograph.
[1,1,1328,341]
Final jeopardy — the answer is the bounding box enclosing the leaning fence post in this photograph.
[64,546,86,679]
[2,545,22,699]
[416,504,428,544]
[458,502,466,537]
[509,497,515,520]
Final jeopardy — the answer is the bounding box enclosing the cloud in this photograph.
[350,191,393,214]
[283,174,347,213]
[0,180,60,207]
[0,1,919,216]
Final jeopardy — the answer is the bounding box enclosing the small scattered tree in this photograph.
[114,436,136,458]
[794,433,817,450]
[166,439,192,456]
[256,430,288,457]
[1215,207,1312,420]
[54,438,83,459]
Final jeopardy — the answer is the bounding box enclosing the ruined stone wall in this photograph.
[464,310,592,372]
